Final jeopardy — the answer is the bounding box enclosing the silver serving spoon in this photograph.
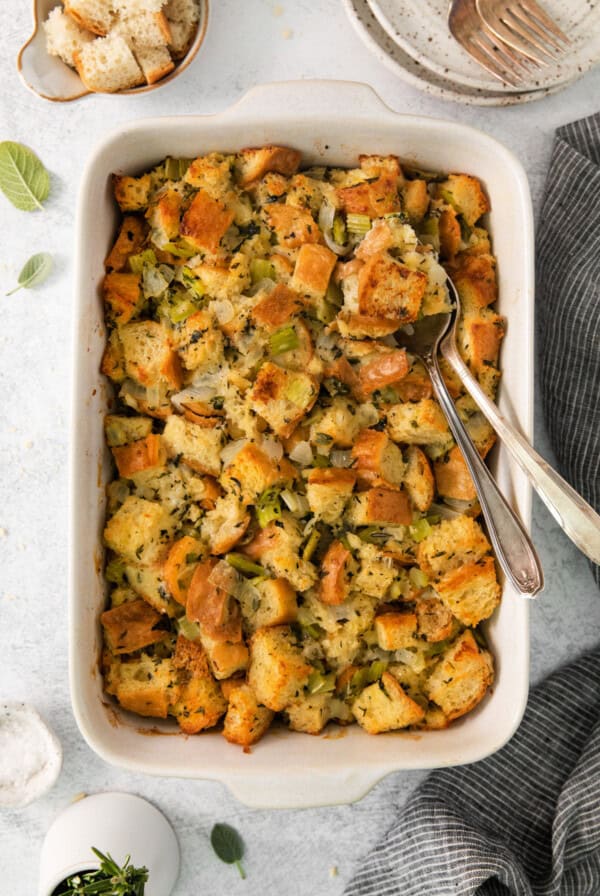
[395,299,544,597]
[442,277,600,569]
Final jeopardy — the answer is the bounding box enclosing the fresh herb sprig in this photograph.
[53,849,148,896]
[210,823,246,880]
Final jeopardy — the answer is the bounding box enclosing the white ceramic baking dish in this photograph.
[70,80,532,809]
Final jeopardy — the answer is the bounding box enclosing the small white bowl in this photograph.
[38,792,180,896]
[17,0,209,102]
[0,702,62,809]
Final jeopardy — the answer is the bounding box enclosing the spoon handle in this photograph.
[441,336,600,568]
[424,352,544,597]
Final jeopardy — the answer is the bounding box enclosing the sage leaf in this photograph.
[0,141,50,211]
[7,253,53,296]
[210,823,246,880]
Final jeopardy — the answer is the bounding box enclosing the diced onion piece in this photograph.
[220,439,248,467]
[330,449,353,468]
[260,437,284,462]
[318,202,350,257]
[172,386,217,411]
[281,489,310,517]
[211,299,234,325]
[289,440,314,466]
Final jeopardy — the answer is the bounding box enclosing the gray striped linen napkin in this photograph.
[344,112,600,896]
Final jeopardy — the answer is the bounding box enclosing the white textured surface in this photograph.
[0,1,599,894]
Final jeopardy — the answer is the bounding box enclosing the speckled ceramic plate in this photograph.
[367,0,600,93]
[343,0,576,105]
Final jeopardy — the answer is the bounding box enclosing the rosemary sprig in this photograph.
[53,849,148,896]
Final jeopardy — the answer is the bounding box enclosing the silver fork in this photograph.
[476,0,570,65]
[394,305,544,597]
[448,0,538,87]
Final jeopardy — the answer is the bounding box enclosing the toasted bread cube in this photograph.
[183,151,233,195]
[165,0,200,56]
[134,43,175,85]
[419,706,449,730]
[395,362,434,402]
[358,154,403,179]
[223,683,274,746]
[124,563,179,616]
[101,330,126,383]
[113,173,152,212]
[357,349,409,399]
[292,244,337,299]
[346,487,412,526]
[309,398,362,449]
[186,558,243,642]
[111,434,166,478]
[74,34,144,93]
[352,672,425,733]
[104,495,175,565]
[357,252,426,325]
[120,320,181,389]
[163,535,203,606]
[375,612,418,650]
[337,158,401,216]
[102,272,142,324]
[439,207,461,260]
[306,468,357,525]
[387,400,452,451]
[403,179,429,222]
[64,0,113,35]
[264,204,321,249]
[105,653,178,718]
[458,310,505,374]
[221,442,294,503]
[236,146,302,187]
[447,252,497,312]
[192,253,251,300]
[320,541,356,606]
[175,309,224,373]
[459,404,496,458]
[251,361,319,438]
[180,189,234,254]
[417,515,491,579]
[426,630,493,720]
[105,216,145,272]
[251,283,305,330]
[286,693,331,735]
[252,578,298,629]
[109,585,138,608]
[352,429,405,489]
[243,514,317,591]
[478,365,501,400]
[201,493,251,555]
[43,6,94,67]
[439,174,490,226]
[403,445,435,512]
[101,598,167,654]
[248,625,312,711]
[434,556,500,626]
[434,445,477,502]
[104,414,152,447]
[353,541,396,598]
[147,188,181,246]
[199,630,249,680]
[415,596,455,642]
[170,636,227,733]
[162,414,224,476]
[336,311,400,339]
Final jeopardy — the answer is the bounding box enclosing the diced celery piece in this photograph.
[225,553,265,577]
[409,567,429,589]
[420,216,440,252]
[358,526,388,544]
[346,213,371,235]
[250,258,276,284]
[307,670,336,695]
[165,157,192,180]
[176,616,202,641]
[426,513,441,526]
[409,518,432,543]
[349,667,370,693]
[269,326,299,357]
[256,486,282,528]
[326,279,343,307]
[169,298,197,324]
[162,240,198,259]
[332,214,347,246]
[312,454,329,469]
[362,628,379,647]
[302,528,321,562]
[367,660,389,682]
[181,266,205,298]
[284,377,314,407]
[129,248,157,274]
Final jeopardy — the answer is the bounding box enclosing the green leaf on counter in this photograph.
[0,141,50,210]
[6,252,53,296]
[210,823,246,879]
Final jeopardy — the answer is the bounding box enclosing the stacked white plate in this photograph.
[343,0,600,105]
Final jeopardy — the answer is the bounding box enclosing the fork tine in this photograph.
[508,5,564,53]
[518,0,571,45]
[478,17,541,70]
[475,0,554,64]
[501,9,560,59]
[467,35,522,85]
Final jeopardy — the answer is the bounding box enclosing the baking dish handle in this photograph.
[224,768,385,810]
[219,79,397,123]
